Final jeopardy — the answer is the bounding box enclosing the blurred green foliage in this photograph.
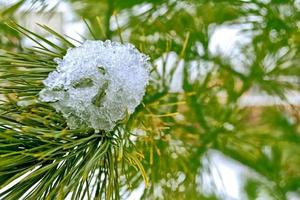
[0,0,300,199]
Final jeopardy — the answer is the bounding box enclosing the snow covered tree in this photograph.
[0,0,300,199]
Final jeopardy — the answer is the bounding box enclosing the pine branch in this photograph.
[0,22,149,200]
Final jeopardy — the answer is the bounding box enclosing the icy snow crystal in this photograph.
[39,40,150,131]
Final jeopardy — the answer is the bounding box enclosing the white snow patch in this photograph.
[39,40,150,131]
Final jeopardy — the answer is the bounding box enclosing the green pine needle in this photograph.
[0,22,150,200]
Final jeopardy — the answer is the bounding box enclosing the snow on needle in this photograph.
[39,40,150,131]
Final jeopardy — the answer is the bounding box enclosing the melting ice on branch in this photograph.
[39,40,150,131]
